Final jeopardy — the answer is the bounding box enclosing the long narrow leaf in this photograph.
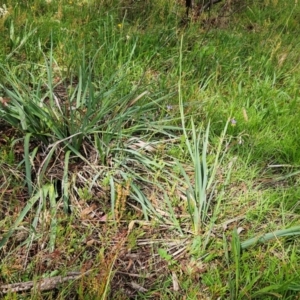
[24,133,33,196]
[110,176,116,221]
[63,150,71,213]
[49,183,57,252]
[0,191,41,248]
[241,226,300,249]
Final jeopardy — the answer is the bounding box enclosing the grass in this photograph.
[1,0,300,298]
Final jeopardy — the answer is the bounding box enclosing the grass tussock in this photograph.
[1,0,300,299]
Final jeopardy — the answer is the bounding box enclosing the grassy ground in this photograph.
[1,0,300,299]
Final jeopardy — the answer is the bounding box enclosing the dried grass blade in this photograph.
[24,133,33,196]
[49,183,57,252]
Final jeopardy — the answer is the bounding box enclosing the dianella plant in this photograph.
[178,117,229,238]
[178,35,229,239]
[0,27,177,249]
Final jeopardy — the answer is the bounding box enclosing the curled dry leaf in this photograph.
[86,239,96,246]
[0,97,10,107]
[172,271,180,291]
[237,227,244,234]
[80,206,96,220]
[129,281,148,292]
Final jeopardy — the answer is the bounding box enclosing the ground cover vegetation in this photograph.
[0,0,300,298]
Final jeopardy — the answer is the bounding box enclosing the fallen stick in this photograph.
[0,270,91,294]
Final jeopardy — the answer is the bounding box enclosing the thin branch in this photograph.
[0,270,92,294]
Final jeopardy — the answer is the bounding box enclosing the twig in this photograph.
[0,270,92,294]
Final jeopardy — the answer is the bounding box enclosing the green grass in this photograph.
[1,0,300,299]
